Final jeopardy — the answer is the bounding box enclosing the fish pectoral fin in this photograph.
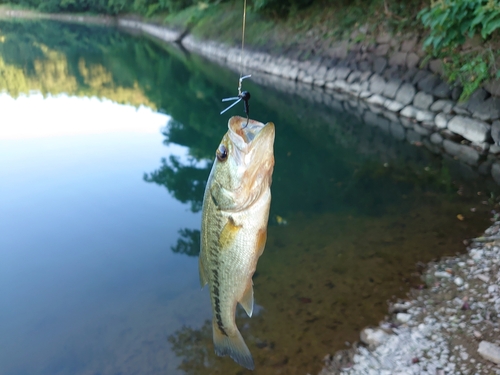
[210,182,237,211]
[199,257,208,289]
[212,320,254,370]
[256,228,267,257]
[219,216,242,249]
[239,281,254,318]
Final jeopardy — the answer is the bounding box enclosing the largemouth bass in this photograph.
[200,116,275,370]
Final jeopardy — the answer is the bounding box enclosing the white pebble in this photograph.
[396,313,411,324]
[435,271,452,278]
[477,274,490,283]
[478,341,500,364]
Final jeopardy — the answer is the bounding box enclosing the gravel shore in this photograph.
[319,220,500,375]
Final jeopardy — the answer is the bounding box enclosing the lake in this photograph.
[0,19,498,375]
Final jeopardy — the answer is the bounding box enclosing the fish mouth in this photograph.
[227,116,274,152]
[226,116,275,203]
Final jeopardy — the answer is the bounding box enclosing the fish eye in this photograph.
[216,144,228,162]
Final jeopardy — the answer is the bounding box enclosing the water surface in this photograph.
[0,20,497,375]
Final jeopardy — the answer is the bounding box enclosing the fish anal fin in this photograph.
[212,320,254,370]
[199,257,208,288]
[239,281,254,317]
[219,216,242,250]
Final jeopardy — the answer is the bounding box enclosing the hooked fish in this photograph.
[199,116,275,370]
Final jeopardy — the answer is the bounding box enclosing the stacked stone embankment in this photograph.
[111,20,500,185]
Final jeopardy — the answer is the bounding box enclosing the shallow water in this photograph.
[0,20,497,375]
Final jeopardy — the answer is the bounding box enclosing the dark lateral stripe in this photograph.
[212,268,227,336]
[216,313,227,335]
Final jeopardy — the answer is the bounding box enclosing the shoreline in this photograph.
[319,221,500,375]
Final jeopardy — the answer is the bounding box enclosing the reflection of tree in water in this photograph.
[169,320,254,375]
[168,321,220,374]
[171,228,201,257]
[143,155,210,213]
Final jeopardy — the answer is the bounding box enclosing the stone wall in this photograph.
[243,70,500,187]
[60,17,500,186]
[118,19,179,43]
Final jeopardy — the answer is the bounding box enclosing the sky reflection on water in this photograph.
[0,94,207,375]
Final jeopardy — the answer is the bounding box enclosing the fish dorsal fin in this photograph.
[239,281,254,317]
[199,257,208,288]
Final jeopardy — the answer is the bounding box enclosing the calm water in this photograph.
[0,20,498,375]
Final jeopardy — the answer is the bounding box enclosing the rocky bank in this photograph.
[319,221,500,375]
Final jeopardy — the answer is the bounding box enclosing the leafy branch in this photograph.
[418,0,500,101]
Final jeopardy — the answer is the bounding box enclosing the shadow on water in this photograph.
[1,19,500,375]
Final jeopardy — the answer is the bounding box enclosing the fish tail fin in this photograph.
[212,320,254,370]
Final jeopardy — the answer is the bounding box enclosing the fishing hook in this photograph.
[220,75,251,127]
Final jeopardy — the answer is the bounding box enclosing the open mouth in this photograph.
[228,116,266,145]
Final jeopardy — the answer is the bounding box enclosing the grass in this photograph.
[162,0,427,54]
[164,2,278,48]
[0,3,31,10]
[0,0,429,52]
[161,0,499,102]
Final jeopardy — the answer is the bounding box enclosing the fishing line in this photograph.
[220,0,251,124]
[238,0,247,94]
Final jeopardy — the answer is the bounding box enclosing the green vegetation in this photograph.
[419,0,500,50]
[443,50,497,100]
[418,0,500,100]
[1,0,318,16]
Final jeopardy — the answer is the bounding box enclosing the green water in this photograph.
[0,20,497,375]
